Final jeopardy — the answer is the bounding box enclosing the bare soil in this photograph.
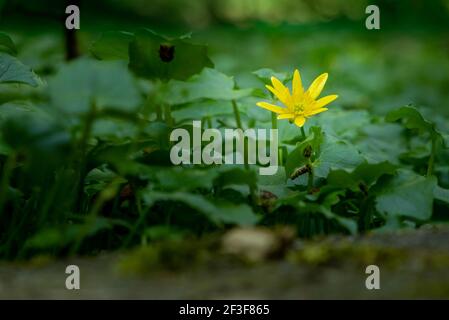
[1,226,449,299]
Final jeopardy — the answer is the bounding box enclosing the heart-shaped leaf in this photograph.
[129,29,213,81]
[0,53,41,87]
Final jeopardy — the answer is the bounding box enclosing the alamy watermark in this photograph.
[365,5,380,30]
[365,265,380,290]
[65,5,80,30]
[170,121,279,175]
[65,265,80,290]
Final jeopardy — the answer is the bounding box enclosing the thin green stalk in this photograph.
[232,100,247,170]
[232,100,243,130]
[37,171,63,225]
[142,91,160,122]
[279,146,285,167]
[301,127,306,140]
[272,112,282,166]
[0,153,15,216]
[232,100,256,201]
[70,179,121,255]
[206,116,213,129]
[300,127,314,193]
[152,80,163,121]
[164,104,173,127]
[123,193,146,247]
[271,112,277,130]
[80,106,96,155]
[307,163,314,193]
[75,103,97,212]
[359,196,373,233]
[427,137,436,177]
[155,105,162,121]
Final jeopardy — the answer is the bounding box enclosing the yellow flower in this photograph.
[256,69,338,127]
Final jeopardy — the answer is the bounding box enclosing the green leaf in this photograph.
[285,127,363,179]
[90,29,214,81]
[277,119,303,143]
[257,166,288,198]
[91,140,162,170]
[285,126,323,177]
[327,161,397,190]
[386,106,434,134]
[90,31,134,61]
[84,165,127,197]
[443,134,449,147]
[320,191,358,234]
[141,191,259,226]
[276,191,357,234]
[92,118,138,141]
[151,166,257,193]
[307,110,371,141]
[144,225,187,242]
[172,100,235,122]
[25,228,66,250]
[0,134,11,155]
[154,167,218,191]
[374,170,437,221]
[356,123,406,164]
[214,166,257,189]
[0,102,38,123]
[158,68,252,105]
[252,68,289,84]
[0,103,70,157]
[24,218,127,251]
[258,166,286,186]
[434,185,449,205]
[48,58,141,114]
[0,32,17,56]
[386,105,447,147]
[0,53,41,87]
[129,28,213,81]
[313,134,364,178]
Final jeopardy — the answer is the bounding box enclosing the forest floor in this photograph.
[1,226,449,299]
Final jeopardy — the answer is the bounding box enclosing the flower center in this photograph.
[294,103,304,114]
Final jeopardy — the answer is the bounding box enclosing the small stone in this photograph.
[222,227,295,262]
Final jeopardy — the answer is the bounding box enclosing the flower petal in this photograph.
[271,76,293,107]
[294,116,306,127]
[292,69,304,97]
[305,108,328,117]
[265,85,282,100]
[256,102,287,114]
[277,113,295,119]
[265,85,292,109]
[307,73,328,99]
[313,94,338,109]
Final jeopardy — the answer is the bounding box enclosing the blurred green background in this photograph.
[1,0,449,117]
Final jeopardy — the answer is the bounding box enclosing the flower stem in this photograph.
[307,163,314,193]
[80,103,96,153]
[0,153,16,217]
[206,116,213,129]
[232,100,255,201]
[232,100,247,170]
[427,136,436,177]
[155,105,162,121]
[232,100,243,130]
[301,127,306,140]
[271,112,277,130]
[74,101,97,213]
[300,127,314,193]
[272,112,282,164]
[164,104,173,127]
